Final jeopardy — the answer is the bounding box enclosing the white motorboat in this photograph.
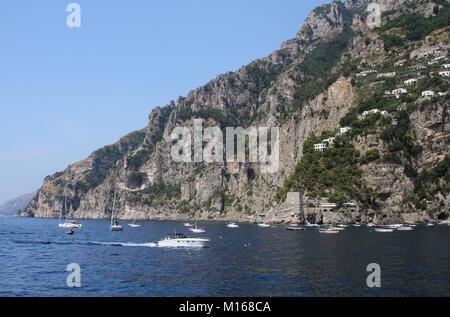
[58,186,82,229]
[367,223,374,227]
[110,188,124,232]
[188,222,206,233]
[257,223,270,227]
[227,223,239,228]
[158,233,209,248]
[385,224,403,229]
[397,226,414,231]
[59,220,82,228]
[353,224,362,227]
[319,228,339,234]
[426,223,434,227]
[305,222,319,227]
[337,224,348,228]
[374,227,394,233]
[184,223,194,227]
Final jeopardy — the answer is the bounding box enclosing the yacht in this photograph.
[374,226,394,232]
[397,226,414,231]
[110,188,124,231]
[189,222,206,233]
[58,186,82,228]
[227,223,239,228]
[319,228,339,234]
[158,233,209,248]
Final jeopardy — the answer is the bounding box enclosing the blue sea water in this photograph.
[0,217,449,297]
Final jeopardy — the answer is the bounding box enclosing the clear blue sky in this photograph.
[0,0,330,204]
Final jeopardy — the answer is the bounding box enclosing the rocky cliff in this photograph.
[21,0,449,224]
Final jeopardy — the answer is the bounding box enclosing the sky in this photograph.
[0,0,330,204]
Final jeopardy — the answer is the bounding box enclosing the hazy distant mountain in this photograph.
[0,192,36,216]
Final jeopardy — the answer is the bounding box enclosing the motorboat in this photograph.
[158,233,210,248]
[397,226,414,231]
[183,223,194,227]
[385,224,403,229]
[426,223,435,227]
[319,228,339,234]
[353,224,362,227]
[305,223,319,227]
[286,226,305,231]
[374,226,394,232]
[59,220,82,229]
[66,229,74,235]
[367,223,375,227]
[227,223,239,228]
[257,223,270,227]
[337,224,348,228]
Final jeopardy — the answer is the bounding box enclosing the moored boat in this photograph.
[227,223,239,228]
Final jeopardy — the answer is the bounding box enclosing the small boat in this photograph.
[58,186,82,228]
[128,219,141,228]
[189,222,206,234]
[305,223,319,227]
[59,220,82,229]
[286,226,305,231]
[158,232,209,248]
[321,226,345,231]
[426,223,434,227]
[257,223,270,228]
[319,228,339,234]
[184,223,194,227]
[110,188,124,232]
[385,224,403,229]
[367,223,375,227]
[227,223,239,228]
[66,229,74,235]
[337,224,348,228]
[353,224,362,227]
[374,226,394,232]
[397,226,414,231]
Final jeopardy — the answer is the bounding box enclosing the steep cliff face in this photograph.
[22,0,449,223]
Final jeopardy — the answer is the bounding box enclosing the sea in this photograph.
[0,217,449,297]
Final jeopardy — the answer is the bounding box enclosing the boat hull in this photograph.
[158,238,209,248]
[58,223,82,228]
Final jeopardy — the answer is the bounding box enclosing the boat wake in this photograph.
[12,239,157,248]
[88,241,157,248]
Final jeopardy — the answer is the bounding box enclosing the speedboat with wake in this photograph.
[158,233,209,248]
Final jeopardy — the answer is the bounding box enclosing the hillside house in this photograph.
[314,143,328,151]
[422,90,435,97]
[439,70,450,77]
[404,78,418,85]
